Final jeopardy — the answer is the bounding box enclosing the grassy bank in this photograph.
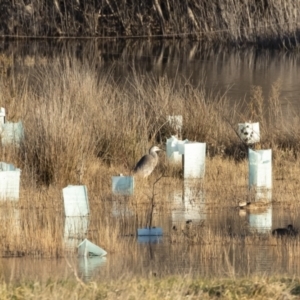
[1,1,300,47]
[0,56,300,259]
[1,276,300,299]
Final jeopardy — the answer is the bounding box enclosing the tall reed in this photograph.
[1,1,300,47]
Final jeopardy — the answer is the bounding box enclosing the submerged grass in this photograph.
[0,56,300,260]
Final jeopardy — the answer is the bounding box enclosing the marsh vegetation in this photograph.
[0,48,300,299]
[2,276,300,299]
[2,0,300,47]
[0,53,300,249]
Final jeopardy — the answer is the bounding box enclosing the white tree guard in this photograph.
[249,149,272,189]
[238,122,260,144]
[0,162,21,201]
[183,142,206,179]
[166,136,182,163]
[1,121,24,146]
[62,185,90,217]
[177,139,189,155]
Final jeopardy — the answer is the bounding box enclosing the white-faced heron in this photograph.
[133,146,162,178]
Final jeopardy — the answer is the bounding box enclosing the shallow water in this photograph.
[2,39,300,111]
[1,183,300,282]
[1,39,300,281]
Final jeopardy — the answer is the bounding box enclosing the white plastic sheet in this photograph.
[62,185,90,217]
[0,162,21,201]
[238,122,260,144]
[78,238,107,257]
[249,149,272,189]
[112,175,134,195]
[183,142,206,179]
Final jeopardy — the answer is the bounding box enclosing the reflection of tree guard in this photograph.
[147,174,164,229]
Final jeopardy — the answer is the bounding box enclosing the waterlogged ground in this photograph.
[0,180,300,283]
[1,40,300,283]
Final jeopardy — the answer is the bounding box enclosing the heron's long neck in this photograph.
[149,150,158,158]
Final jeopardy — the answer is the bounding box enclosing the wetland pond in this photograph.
[1,179,300,283]
[1,39,300,282]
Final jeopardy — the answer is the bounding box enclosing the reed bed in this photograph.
[1,1,300,47]
[0,56,300,260]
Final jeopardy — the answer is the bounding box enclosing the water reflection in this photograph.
[1,39,300,282]
[78,256,107,281]
[137,236,163,244]
[0,204,20,236]
[64,217,89,251]
[111,198,133,218]
[0,184,298,281]
[248,205,272,234]
[172,180,205,223]
[244,245,274,275]
[3,40,300,114]
[254,188,272,203]
[246,189,273,234]
[0,201,300,282]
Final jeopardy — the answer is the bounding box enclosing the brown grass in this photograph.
[1,1,300,47]
[0,275,300,299]
[0,56,300,259]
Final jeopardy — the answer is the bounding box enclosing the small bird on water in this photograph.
[133,146,162,178]
[272,224,297,237]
